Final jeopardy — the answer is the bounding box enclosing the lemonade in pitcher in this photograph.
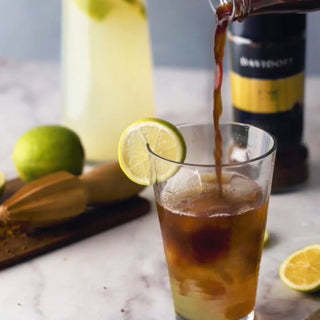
[61,0,155,162]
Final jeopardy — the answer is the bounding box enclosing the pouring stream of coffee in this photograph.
[213,3,232,195]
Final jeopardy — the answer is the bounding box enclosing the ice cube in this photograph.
[163,168,204,196]
[224,174,260,203]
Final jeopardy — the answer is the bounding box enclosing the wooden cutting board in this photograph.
[304,309,320,320]
[0,178,150,270]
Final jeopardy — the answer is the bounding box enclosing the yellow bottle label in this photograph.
[230,71,305,114]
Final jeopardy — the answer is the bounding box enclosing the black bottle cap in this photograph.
[230,14,306,42]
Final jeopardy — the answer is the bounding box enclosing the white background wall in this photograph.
[0,0,319,74]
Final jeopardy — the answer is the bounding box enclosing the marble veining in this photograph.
[0,60,319,319]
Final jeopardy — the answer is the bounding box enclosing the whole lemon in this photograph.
[13,125,85,182]
[0,171,6,199]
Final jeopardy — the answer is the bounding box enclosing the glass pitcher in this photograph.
[61,0,155,162]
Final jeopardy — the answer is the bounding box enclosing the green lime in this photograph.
[74,0,113,21]
[118,118,186,186]
[0,171,6,199]
[13,125,85,183]
[279,244,320,292]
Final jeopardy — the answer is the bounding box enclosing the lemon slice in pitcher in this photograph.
[74,0,113,21]
[74,0,146,21]
[279,244,320,292]
[118,118,186,186]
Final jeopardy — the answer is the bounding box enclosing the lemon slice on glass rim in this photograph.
[279,244,320,292]
[118,118,186,186]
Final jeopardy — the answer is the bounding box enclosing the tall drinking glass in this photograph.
[149,122,277,320]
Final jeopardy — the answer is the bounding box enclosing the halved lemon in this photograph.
[279,244,320,292]
[118,118,186,186]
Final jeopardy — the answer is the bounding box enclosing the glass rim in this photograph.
[147,121,277,169]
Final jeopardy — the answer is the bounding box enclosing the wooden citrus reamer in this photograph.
[0,162,145,227]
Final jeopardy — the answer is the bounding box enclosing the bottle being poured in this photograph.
[211,0,320,195]
[210,0,320,22]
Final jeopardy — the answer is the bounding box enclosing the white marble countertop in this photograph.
[0,59,319,320]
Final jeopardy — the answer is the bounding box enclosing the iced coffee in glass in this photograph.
[150,122,277,320]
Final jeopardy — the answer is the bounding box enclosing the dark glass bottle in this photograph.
[210,0,320,21]
[228,14,308,192]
